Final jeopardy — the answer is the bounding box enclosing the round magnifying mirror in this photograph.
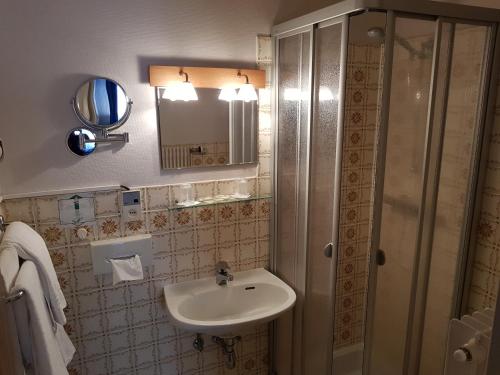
[72,77,132,131]
[67,128,96,156]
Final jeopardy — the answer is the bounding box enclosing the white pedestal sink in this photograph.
[163,268,296,336]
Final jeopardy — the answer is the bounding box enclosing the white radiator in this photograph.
[162,145,191,169]
[444,308,494,375]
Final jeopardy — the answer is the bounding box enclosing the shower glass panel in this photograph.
[302,19,344,374]
[275,31,311,287]
[418,22,490,375]
[274,29,311,374]
[333,11,386,375]
[368,16,436,375]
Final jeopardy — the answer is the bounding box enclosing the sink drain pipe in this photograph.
[212,336,241,369]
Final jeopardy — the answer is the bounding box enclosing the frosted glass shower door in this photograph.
[273,16,348,375]
[367,16,437,375]
[303,18,346,374]
[274,28,312,375]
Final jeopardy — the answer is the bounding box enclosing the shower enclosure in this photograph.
[271,1,500,374]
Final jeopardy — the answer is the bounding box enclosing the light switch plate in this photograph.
[121,190,142,221]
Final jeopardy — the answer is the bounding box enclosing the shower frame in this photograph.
[271,0,500,374]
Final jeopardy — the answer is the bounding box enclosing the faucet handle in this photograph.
[215,261,230,273]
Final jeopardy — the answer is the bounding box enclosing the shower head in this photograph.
[367,27,385,41]
[366,26,432,59]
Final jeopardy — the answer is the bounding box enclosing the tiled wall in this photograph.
[0,45,273,374]
[334,44,382,349]
[162,142,230,169]
[1,180,272,375]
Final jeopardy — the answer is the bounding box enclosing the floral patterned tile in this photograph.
[195,206,216,226]
[97,216,121,239]
[257,199,271,219]
[124,215,147,236]
[147,210,170,233]
[238,200,257,220]
[38,223,68,247]
[217,203,237,224]
[49,247,71,271]
[172,208,194,229]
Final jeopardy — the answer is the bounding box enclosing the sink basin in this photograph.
[163,268,296,335]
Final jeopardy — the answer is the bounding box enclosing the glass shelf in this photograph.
[168,194,271,210]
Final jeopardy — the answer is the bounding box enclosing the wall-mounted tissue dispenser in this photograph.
[90,234,152,275]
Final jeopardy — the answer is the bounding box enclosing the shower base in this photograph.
[332,343,363,375]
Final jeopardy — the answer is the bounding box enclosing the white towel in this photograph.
[13,261,75,375]
[0,222,67,325]
[0,247,25,374]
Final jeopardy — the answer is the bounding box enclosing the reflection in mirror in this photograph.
[73,78,131,130]
[157,88,258,169]
[67,128,96,156]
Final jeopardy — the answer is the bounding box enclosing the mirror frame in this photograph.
[72,77,133,132]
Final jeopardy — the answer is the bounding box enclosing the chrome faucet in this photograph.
[215,261,234,286]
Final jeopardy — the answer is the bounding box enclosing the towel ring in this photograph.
[0,215,8,232]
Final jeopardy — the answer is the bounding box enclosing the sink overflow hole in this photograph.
[245,286,256,290]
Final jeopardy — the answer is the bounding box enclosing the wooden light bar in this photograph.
[149,65,266,89]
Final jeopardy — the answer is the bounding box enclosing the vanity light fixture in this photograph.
[236,71,258,102]
[162,70,198,102]
[218,87,238,102]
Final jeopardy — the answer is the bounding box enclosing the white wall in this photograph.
[0,0,279,197]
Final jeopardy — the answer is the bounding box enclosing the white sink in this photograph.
[163,268,296,335]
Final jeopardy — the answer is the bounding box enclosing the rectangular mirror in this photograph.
[156,88,258,169]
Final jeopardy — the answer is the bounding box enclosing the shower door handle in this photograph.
[376,249,386,266]
[323,242,334,258]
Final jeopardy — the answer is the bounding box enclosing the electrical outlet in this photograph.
[121,190,142,221]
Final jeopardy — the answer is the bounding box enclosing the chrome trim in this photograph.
[0,215,8,232]
[272,0,500,36]
[327,14,349,375]
[363,10,394,375]
[1,289,24,304]
[404,18,448,375]
[71,76,133,133]
[270,31,279,375]
[295,25,315,375]
[459,23,500,317]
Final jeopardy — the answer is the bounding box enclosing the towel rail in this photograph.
[0,215,8,232]
[1,289,25,304]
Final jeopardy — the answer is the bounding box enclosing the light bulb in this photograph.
[237,83,258,102]
[218,87,238,102]
[319,87,336,101]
